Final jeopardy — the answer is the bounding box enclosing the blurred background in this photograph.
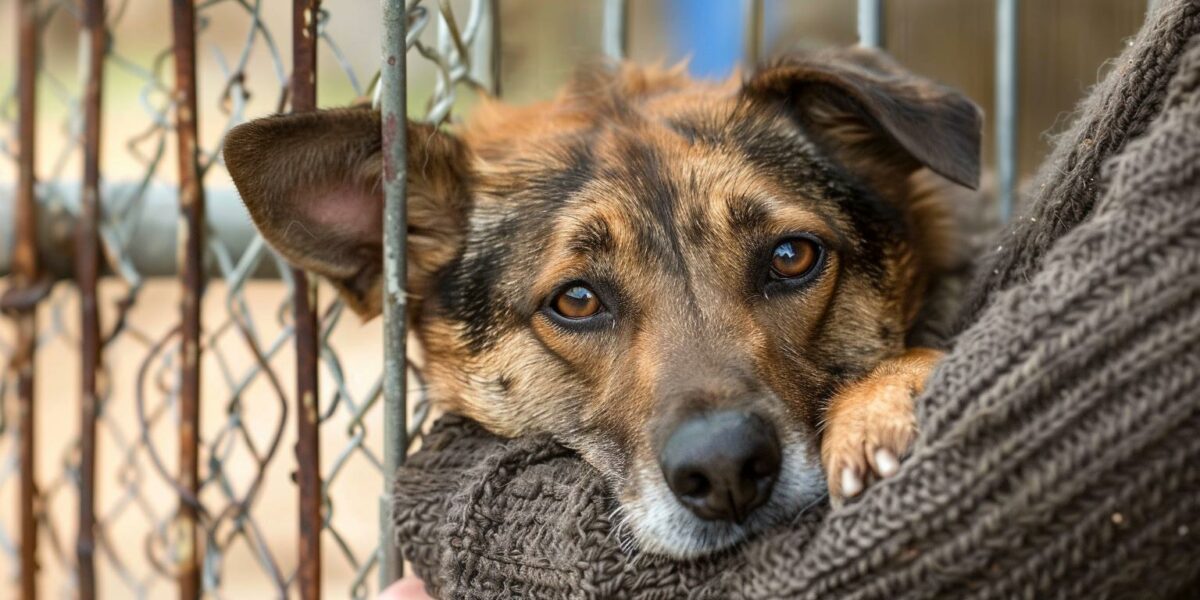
[0,0,1154,597]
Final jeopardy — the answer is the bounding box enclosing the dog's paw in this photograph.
[820,349,941,506]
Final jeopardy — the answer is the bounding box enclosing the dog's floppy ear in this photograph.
[223,107,470,318]
[743,47,981,189]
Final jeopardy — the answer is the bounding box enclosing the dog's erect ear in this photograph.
[223,107,470,319]
[743,47,981,190]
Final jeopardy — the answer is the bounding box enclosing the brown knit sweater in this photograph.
[393,1,1200,597]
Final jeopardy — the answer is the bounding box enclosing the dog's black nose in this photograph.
[658,411,781,523]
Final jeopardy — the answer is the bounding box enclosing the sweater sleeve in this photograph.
[731,30,1200,599]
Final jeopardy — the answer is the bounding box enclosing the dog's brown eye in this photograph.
[552,285,602,319]
[770,238,819,279]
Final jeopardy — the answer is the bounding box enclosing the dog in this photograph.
[223,47,980,559]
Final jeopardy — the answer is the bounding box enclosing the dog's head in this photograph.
[225,47,979,558]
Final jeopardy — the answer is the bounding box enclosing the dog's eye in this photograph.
[770,238,820,279]
[552,285,603,319]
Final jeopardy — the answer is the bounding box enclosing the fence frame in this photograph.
[76,0,106,597]
[290,1,324,598]
[10,1,41,598]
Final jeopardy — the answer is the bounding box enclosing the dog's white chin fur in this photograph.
[620,440,826,559]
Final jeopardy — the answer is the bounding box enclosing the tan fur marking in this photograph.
[821,347,942,501]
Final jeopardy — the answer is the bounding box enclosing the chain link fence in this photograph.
[0,0,498,597]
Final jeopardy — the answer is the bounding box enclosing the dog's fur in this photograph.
[224,47,980,558]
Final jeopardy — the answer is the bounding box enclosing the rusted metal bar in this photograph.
[292,1,322,598]
[76,0,106,597]
[170,0,204,597]
[380,0,408,588]
[13,1,41,597]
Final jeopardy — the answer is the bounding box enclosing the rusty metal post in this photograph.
[170,1,204,597]
[292,1,322,598]
[12,1,41,598]
[379,0,407,588]
[76,1,106,597]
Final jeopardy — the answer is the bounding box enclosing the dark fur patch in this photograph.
[607,135,689,276]
[436,235,507,354]
[568,219,615,256]
[531,140,597,201]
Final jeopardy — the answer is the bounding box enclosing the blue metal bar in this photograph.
[857,0,883,48]
[996,0,1018,222]
[603,0,628,60]
[380,0,408,588]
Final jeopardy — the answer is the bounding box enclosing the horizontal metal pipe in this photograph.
[0,183,273,279]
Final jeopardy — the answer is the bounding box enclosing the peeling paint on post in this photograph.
[77,1,106,598]
[380,0,408,588]
[170,0,206,598]
[292,1,323,599]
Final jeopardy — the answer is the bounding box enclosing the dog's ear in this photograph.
[743,47,981,189]
[223,107,470,319]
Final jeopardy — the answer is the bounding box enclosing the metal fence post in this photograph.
[470,0,502,97]
[77,1,106,597]
[746,0,764,66]
[996,0,1018,222]
[857,0,884,48]
[170,1,205,597]
[292,1,323,598]
[380,0,408,588]
[12,1,41,598]
[602,0,628,60]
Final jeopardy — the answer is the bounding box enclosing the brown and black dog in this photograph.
[224,47,980,558]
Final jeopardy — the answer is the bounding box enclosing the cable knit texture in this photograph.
[393,2,1200,597]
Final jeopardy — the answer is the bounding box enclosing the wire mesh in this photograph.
[0,0,494,597]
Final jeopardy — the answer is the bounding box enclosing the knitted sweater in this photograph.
[393,1,1200,597]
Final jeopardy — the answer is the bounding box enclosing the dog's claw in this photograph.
[820,350,942,506]
[873,447,899,477]
[840,467,864,497]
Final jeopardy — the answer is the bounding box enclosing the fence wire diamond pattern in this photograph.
[1,0,495,597]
